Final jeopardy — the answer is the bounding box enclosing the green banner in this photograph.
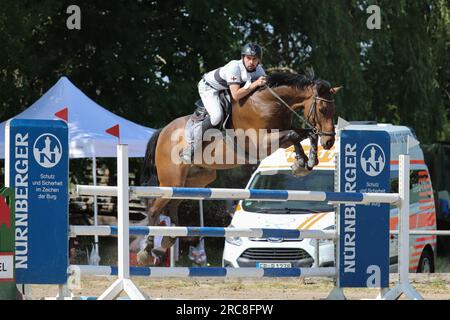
[0,187,16,300]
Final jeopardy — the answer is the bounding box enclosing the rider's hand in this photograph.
[253,76,267,88]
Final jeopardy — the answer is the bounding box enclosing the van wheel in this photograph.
[417,250,434,273]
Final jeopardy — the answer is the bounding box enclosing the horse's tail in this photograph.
[140,128,162,186]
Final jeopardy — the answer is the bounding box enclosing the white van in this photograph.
[222,123,437,273]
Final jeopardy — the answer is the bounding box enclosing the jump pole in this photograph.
[381,153,422,299]
[92,155,100,264]
[97,144,147,300]
[77,132,422,300]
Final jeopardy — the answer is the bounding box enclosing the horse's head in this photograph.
[301,80,341,150]
[265,72,341,150]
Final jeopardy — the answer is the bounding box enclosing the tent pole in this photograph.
[92,156,99,261]
[199,199,205,247]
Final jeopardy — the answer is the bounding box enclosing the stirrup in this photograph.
[179,145,193,164]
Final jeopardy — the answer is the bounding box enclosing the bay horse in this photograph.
[136,72,341,265]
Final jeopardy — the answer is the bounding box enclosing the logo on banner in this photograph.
[360,143,385,177]
[33,133,63,168]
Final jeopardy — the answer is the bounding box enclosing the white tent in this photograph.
[0,76,155,159]
[0,76,156,265]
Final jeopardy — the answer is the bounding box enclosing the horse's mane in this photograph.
[266,72,331,95]
[266,72,315,89]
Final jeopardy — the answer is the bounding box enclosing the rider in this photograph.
[180,43,268,164]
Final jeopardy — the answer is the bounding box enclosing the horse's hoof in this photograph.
[294,156,306,168]
[292,167,311,177]
[137,250,153,266]
[137,247,166,266]
[291,161,310,177]
[307,157,318,169]
[151,248,166,266]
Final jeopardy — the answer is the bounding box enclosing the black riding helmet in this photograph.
[241,43,262,60]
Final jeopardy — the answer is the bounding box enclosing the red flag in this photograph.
[106,124,120,139]
[55,107,68,122]
[0,196,11,229]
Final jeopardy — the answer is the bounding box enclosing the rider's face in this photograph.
[243,55,259,72]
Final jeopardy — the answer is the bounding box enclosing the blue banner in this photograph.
[338,129,390,288]
[6,119,68,284]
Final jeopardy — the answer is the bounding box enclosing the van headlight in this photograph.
[225,225,242,246]
[226,236,242,246]
[310,225,335,246]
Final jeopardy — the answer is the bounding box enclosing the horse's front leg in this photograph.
[279,129,310,176]
[290,129,319,170]
[307,133,319,170]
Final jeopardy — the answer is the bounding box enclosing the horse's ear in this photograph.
[330,86,343,94]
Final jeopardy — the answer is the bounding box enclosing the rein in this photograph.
[264,85,336,137]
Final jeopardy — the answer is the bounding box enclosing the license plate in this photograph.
[257,262,292,268]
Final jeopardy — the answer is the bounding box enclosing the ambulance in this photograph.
[222,123,437,273]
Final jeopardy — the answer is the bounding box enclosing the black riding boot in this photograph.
[180,116,214,164]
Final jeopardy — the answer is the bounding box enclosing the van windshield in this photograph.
[242,170,335,214]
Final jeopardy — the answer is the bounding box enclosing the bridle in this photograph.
[265,85,336,137]
[306,94,336,137]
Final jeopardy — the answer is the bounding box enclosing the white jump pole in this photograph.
[97,144,147,300]
[73,142,426,300]
[382,154,423,300]
[199,199,205,248]
[170,225,176,267]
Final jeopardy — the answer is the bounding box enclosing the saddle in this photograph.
[183,89,258,163]
[190,90,232,130]
[185,90,232,144]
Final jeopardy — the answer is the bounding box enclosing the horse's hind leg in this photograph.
[140,168,216,266]
[159,199,182,250]
[160,169,217,250]
[147,198,171,229]
[137,197,172,265]
[137,166,190,266]
[144,198,183,267]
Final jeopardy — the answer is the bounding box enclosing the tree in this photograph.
[0,0,448,142]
